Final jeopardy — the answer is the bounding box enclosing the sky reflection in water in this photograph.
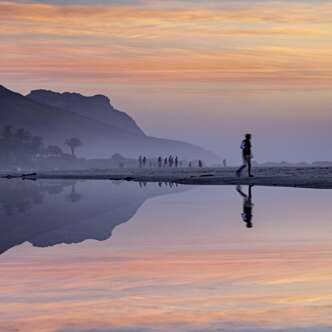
[0,179,332,332]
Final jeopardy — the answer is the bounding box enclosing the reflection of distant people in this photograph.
[236,185,254,228]
[223,159,227,167]
[236,133,253,177]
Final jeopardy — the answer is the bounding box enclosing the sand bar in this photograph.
[2,167,332,189]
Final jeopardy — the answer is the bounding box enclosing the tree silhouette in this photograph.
[2,125,13,140]
[47,145,63,156]
[66,184,82,203]
[30,136,44,154]
[65,137,82,156]
[15,128,31,142]
[0,125,66,167]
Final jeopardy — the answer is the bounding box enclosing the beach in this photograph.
[3,166,332,189]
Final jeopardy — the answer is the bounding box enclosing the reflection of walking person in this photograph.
[236,185,254,228]
[236,133,253,177]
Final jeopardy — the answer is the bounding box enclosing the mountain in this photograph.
[0,85,217,161]
[27,89,144,136]
[0,84,131,142]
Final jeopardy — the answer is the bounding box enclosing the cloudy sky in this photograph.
[1,0,331,162]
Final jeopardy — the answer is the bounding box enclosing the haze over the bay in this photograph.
[1,0,331,163]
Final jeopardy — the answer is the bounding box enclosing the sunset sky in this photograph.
[1,0,331,162]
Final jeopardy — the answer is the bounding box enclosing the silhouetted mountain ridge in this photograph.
[0,84,218,161]
[27,89,144,136]
[0,84,19,97]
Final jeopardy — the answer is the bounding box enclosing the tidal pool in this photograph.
[0,179,332,332]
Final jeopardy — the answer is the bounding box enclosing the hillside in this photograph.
[0,85,218,162]
[27,89,144,136]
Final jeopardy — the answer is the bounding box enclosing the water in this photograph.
[0,179,332,332]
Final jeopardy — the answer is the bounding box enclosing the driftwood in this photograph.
[1,172,37,179]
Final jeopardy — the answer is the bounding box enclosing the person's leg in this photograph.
[248,157,253,176]
[247,158,251,176]
[248,185,253,199]
[236,164,245,176]
[236,156,247,176]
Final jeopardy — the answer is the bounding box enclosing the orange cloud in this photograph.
[0,1,331,88]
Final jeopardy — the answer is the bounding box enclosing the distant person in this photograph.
[158,156,162,168]
[175,156,178,168]
[164,157,168,167]
[223,159,227,167]
[189,161,192,168]
[168,155,173,168]
[138,155,143,168]
[236,133,253,177]
[198,160,203,168]
[142,156,147,168]
[236,185,254,228]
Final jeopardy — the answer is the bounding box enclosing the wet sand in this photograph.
[2,166,332,189]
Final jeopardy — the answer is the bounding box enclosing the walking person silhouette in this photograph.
[236,133,254,177]
[158,156,162,168]
[236,185,254,228]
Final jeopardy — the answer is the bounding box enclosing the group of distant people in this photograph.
[138,155,179,168]
[138,133,252,175]
[158,155,179,168]
[138,155,203,168]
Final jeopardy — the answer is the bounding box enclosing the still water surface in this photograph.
[0,179,332,332]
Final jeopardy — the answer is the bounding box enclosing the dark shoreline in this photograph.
[1,166,332,189]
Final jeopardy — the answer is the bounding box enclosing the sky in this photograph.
[0,0,331,163]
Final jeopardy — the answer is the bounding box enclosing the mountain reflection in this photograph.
[0,179,187,255]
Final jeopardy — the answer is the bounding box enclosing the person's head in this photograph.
[245,133,251,140]
[246,221,253,228]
